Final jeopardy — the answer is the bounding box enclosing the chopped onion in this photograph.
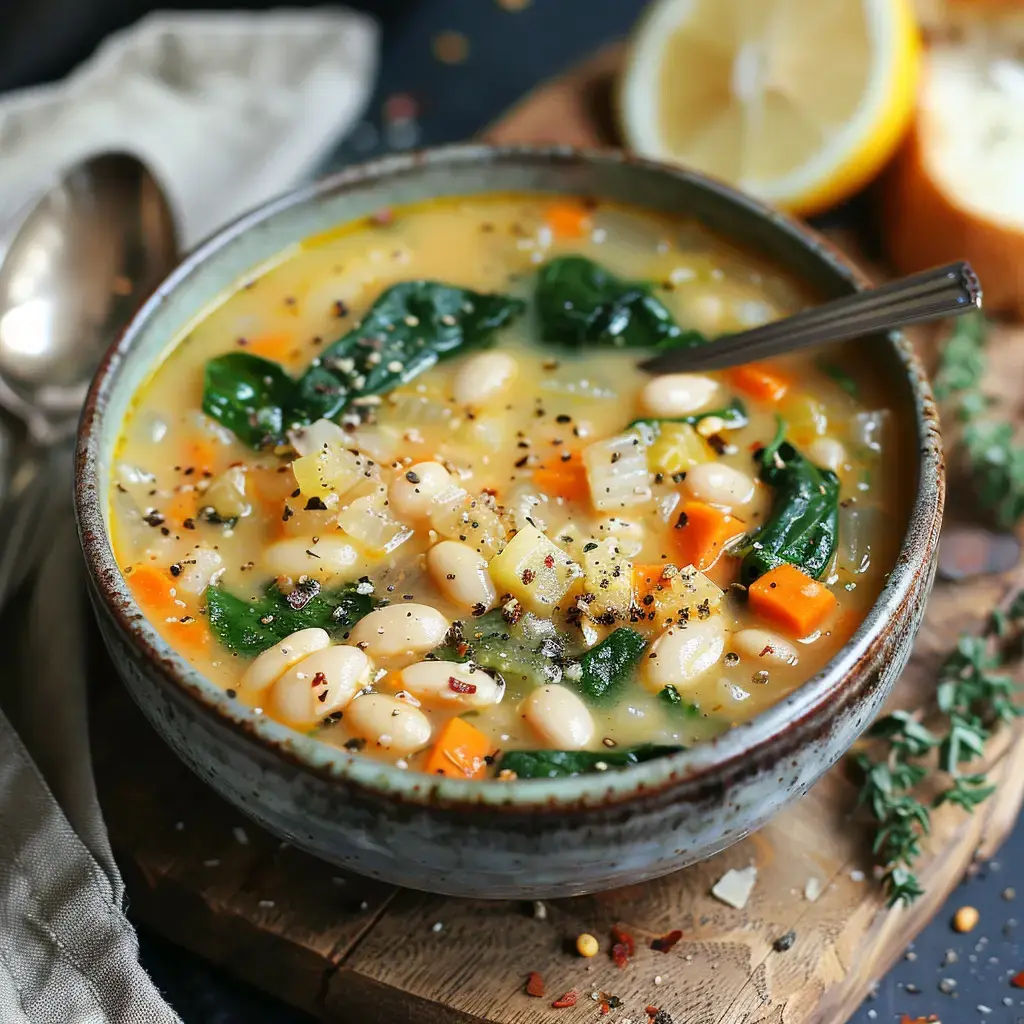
[582,430,652,511]
[176,547,224,595]
[288,418,348,457]
[384,392,451,425]
[349,424,401,462]
[838,504,878,575]
[429,491,507,558]
[336,487,413,556]
[852,411,889,453]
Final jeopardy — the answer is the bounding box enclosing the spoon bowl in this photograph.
[0,153,178,437]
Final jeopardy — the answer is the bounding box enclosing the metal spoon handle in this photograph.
[640,261,981,374]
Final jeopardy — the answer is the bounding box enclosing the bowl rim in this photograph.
[74,142,944,810]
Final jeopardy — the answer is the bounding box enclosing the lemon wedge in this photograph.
[619,0,922,215]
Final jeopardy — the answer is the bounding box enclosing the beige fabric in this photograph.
[0,10,377,1020]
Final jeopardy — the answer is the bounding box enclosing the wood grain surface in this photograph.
[91,46,1024,1024]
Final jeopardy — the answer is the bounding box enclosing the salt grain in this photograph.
[174,821,184,831]
[532,901,547,920]
[203,859,221,868]
[258,900,275,909]
[432,921,444,933]
[654,976,663,985]
[804,876,823,902]
[849,869,865,882]
[232,826,249,846]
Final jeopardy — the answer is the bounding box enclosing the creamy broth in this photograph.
[110,195,905,780]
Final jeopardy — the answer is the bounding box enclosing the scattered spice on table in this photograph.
[899,1016,940,1024]
[433,30,469,64]
[610,923,635,968]
[773,930,796,952]
[645,1004,676,1024]
[525,971,545,997]
[651,929,683,953]
[551,990,577,1009]
[953,906,979,933]
[1010,969,1024,988]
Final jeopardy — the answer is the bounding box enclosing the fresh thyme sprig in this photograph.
[856,593,1024,906]
[934,312,1024,528]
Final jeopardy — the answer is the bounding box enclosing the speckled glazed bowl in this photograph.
[75,145,944,898]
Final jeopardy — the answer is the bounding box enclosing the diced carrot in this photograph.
[126,564,174,608]
[422,717,494,779]
[165,616,212,655]
[185,436,220,477]
[728,363,790,403]
[546,201,592,240]
[165,489,196,529]
[672,501,744,571]
[633,563,669,605]
[748,564,838,637]
[533,453,589,503]
[244,332,297,362]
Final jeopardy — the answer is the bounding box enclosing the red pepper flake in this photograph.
[448,676,477,695]
[551,990,577,1009]
[651,929,683,953]
[899,1017,939,1024]
[525,971,545,998]
[521,568,536,585]
[1011,970,1024,988]
[610,923,635,957]
[370,208,393,226]
[383,92,420,123]
[543,553,555,568]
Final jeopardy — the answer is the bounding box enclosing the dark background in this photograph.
[5,1,1022,1020]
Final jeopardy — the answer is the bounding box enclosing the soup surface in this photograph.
[111,194,905,780]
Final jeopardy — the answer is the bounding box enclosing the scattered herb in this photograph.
[818,360,859,398]
[203,281,524,447]
[206,582,376,656]
[855,590,1024,905]
[536,255,707,350]
[934,312,1024,528]
[496,743,684,779]
[628,397,748,434]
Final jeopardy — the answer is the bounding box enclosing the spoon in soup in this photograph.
[0,153,178,607]
[640,260,981,374]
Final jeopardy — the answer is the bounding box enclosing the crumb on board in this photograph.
[712,865,758,909]
[803,876,823,902]
[433,30,469,64]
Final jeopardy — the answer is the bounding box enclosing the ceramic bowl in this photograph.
[75,145,944,898]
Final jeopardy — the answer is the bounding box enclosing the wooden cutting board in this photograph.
[91,46,1024,1024]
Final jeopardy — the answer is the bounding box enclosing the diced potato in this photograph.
[488,524,583,615]
[429,492,507,558]
[646,423,713,476]
[582,539,633,620]
[336,486,413,556]
[582,430,652,511]
[292,444,372,501]
[781,395,828,444]
[638,563,724,629]
[200,465,250,521]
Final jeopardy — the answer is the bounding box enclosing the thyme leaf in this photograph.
[856,593,1023,906]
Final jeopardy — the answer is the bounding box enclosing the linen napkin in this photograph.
[0,9,378,1022]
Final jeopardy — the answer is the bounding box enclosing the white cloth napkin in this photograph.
[0,9,378,1022]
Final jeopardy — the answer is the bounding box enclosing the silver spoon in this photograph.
[640,261,981,374]
[0,153,178,606]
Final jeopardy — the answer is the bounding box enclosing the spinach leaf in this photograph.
[202,281,525,448]
[206,582,376,657]
[202,352,304,450]
[658,683,703,718]
[818,360,859,398]
[433,610,565,687]
[498,744,684,779]
[574,627,647,703]
[739,419,841,585]
[536,255,707,350]
[628,397,748,434]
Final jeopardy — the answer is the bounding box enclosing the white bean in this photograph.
[240,628,331,694]
[643,618,725,693]
[684,463,755,508]
[640,374,719,418]
[453,351,518,408]
[808,436,847,474]
[397,660,504,708]
[345,693,432,753]
[268,645,372,730]
[265,536,360,582]
[730,628,799,667]
[426,541,497,611]
[388,461,452,520]
[348,603,450,658]
[523,684,594,749]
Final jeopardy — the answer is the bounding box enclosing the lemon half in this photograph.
[619,0,922,215]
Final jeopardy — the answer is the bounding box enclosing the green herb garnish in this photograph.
[855,591,1023,906]
[934,313,1024,529]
